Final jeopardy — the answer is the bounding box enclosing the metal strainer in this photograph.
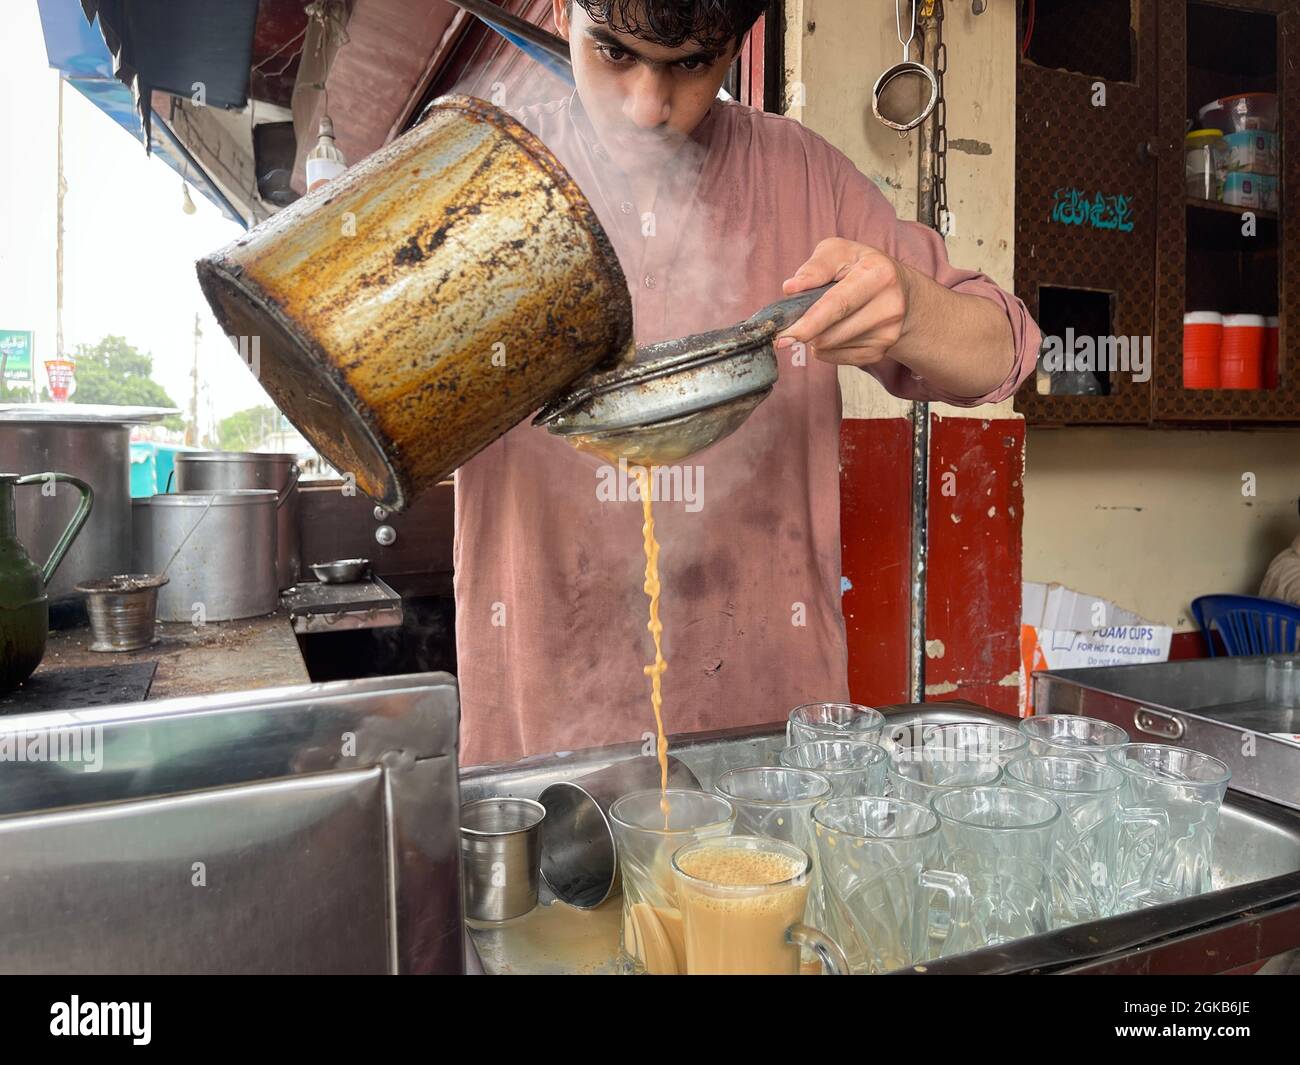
[534,284,832,464]
[873,0,939,132]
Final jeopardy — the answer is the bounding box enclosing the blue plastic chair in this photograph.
[1191,594,1300,657]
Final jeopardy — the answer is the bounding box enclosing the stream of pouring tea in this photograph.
[632,464,671,826]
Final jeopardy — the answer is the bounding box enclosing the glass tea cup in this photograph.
[787,702,886,747]
[670,835,849,975]
[608,788,735,975]
[1019,714,1130,763]
[813,796,971,973]
[930,786,1061,956]
[887,745,1003,806]
[1106,743,1231,909]
[1003,754,1162,927]
[778,739,890,798]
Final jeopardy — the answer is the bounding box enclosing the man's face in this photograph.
[553,1,738,173]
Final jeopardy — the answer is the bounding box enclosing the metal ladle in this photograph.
[872,0,939,132]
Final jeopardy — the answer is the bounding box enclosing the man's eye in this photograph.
[677,58,707,72]
[596,45,631,64]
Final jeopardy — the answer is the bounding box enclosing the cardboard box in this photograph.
[1019,581,1174,716]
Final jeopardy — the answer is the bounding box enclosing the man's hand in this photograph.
[775,239,912,367]
[776,237,1018,401]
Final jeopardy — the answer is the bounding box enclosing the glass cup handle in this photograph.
[1118,806,1169,898]
[918,868,972,959]
[786,923,850,975]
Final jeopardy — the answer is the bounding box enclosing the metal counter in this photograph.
[0,672,463,974]
[461,702,1300,976]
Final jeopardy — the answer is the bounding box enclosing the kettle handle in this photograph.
[14,473,95,586]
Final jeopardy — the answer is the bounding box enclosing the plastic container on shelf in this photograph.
[1198,92,1278,134]
[1223,130,1279,175]
[1222,171,1278,210]
[1220,313,1266,390]
[1185,130,1228,199]
[1263,315,1280,390]
[1183,311,1223,389]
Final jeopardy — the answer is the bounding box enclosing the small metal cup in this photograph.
[460,797,546,922]
[537,756,700,909]
[76,574,168,652]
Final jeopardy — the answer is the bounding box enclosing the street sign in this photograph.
[0,330,34,382]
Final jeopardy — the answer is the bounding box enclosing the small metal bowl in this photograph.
[76,574,169,652]
[310,558,372,584]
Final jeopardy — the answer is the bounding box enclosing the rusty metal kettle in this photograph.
[0,473,94,695]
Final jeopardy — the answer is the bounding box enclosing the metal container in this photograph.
[143,490,278,622]
[196,94,633,513]
[536,756,699,909]
[460,798,546,922]
[1034,655,1300,811]
[174,451,300,589]
[76,574,168,651]
[0,672,463,973]
[462,703,1300,976]
[0,405,175,604]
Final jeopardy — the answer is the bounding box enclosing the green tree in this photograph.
[67,336,184,430]
[217,405,279,451]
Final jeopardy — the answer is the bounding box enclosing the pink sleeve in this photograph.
[833,156,1041,407]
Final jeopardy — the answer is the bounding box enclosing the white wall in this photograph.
[1023,428,1300,629]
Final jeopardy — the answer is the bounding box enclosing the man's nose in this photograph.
[621,67,671,129]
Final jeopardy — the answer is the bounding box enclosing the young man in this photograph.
[453,0,1040,765]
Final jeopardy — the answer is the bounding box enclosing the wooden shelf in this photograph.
[1186,196,1278,222]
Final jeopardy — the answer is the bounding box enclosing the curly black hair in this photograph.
[570,0,768,51]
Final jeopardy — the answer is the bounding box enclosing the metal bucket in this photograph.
[174,451,300,590]
[143,490,279,622]
[196,94,633,513]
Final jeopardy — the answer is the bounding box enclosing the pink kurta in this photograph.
[453,95,1039,766]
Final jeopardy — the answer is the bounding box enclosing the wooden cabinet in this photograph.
[1013,0,1298,425]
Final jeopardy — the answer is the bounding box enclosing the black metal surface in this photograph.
[0,661,157,713]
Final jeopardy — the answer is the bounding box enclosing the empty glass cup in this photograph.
[778,739,890,798]
[813,796,971,973]
[608,788,735,975]
[671,835,849,974]
[909,722,1029,767]
[1107,744,1231,910]
[1019,714,1130,762]
[1003,755,1162,927]
[931,786,1061,955]
[787,702,886,746]
[887,746,1003,806]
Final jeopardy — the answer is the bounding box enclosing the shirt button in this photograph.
[619,201,634,214]
[643,274,657,289]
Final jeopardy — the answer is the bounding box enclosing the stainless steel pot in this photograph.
[0,405,175,604]
[174,451,300,589]
[142,490,279,622]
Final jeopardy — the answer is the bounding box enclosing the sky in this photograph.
[0,0,274,427]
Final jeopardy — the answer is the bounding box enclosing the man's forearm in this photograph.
[891,262,1017,400]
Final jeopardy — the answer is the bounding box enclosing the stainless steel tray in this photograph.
[1035,655,1300,811]
[461,701,1300,975]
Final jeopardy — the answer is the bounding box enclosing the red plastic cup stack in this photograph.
[1183,311,1222,389]
[1221,313,1266,389]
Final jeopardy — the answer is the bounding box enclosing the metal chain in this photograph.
[932,2,949,234]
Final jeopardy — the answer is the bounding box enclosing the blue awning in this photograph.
[35,0,247,227]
